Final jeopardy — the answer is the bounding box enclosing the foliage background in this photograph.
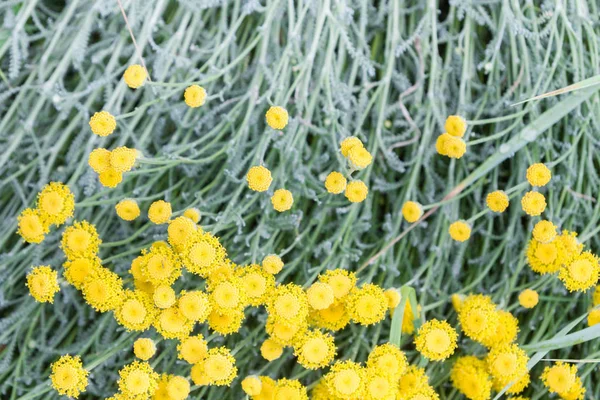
[1,0,599,398]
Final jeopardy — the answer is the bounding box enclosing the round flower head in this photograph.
[293,329,336,370]
[82,267,124,312]
[318,269,357,299]
[148,200,172,224]
[526,163,551,187]
[414,319,458,361]
[347,283,388,326]
[265,317,307,346]
[521,191,546,216]
[197,347,237,386]
[88,148,111,173]
[310,300,351,331]
[340,136,363,157]
[348,145,373,169]
[262,254,284,274]
[486,344,529,388]
[118,361,159,398]
[265,106,289,130]
[115,198,140,221]
[154,306,194,340]
[363,367,397,400]
[114,290,158,331]
[50,355,89,398]
[165,375,190,400]
[481,310,519,348]
[556,230,584,265]
[486,190,509,213]
[345,180,368,203]
[443,135,467,159]
[209,275,247,312]
[63,255,101,290]
[526,238,564,274]
[325,171,347,194]
[449,220,471,242]
[17,208,48,244]
[133,338,156,361]
[37,182,75,226]
[167,216,197,249]
[26,266,59,303]
[271,189,293,212]
[397,366,430,399]
[237,264,276,307]
[532,220,557,243]
[541,362,577,394]
[247,165,273,192]
[274,378,308,400]
[153,284,176,308]
[179,290,211,321]
[110,146,137,172]
[98,168,123,188]
[123,64,147,89]
[140,245,182,286]
[268,283,309,326]
[208,308,245,336]
[384,288,401,310]
[181,230,227,277]
[402,201,423,223]
[183,207,201,223]
[494,371,530,395]
[325,360,365,399]
[307,282,335,310]
[178,334,208,364]
[559,251,600,292]
[458,294,499,343]
[260,338,284,361]
[450,356,492,400]
[89,111,116,137]
[588,309,600,326]
[366,343,408,380]
[184,85,207,108]
[518,289,538,308]
[61,221,101,260]
[242,375,262,396]
[435,133,452,156]
[555,376,586,400]
[445,115,467,137]
[252,376,277,400]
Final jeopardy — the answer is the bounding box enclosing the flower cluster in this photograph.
[88,146,138,188]
[323,136,371,203]
[436,115,467,159]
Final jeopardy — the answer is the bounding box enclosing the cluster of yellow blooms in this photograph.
[246,165,294,212]
[324,136,371,203]
[436,115,467,159]
[88,147,138,188]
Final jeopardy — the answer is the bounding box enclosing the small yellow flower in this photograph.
[325,171,347,194]
[480,310,519,348]
[435,133,452,156]
[183,207,201,223]
[50,355,89,398]
[345,180,368,203]
[63,256,101,290]
[88,148,111,173]
[443,136,467,159]
[26,266,60,303]
[181,231,227,277]
[532,220,557,243]
[449,220,471,242]
[324,360,365,399]
[114,290,158,331]
[195,347,237,386]
[347,145,373,169]
[402,201,423,223]
[184,85,207,108]
[384,288,401,310]
[82,267,124,312]
[153,284,176,309]
[179,290,211,322]
[588,309,600,327]
[177,334,208,364]
[541,362,577,394]
[98,168,123,188]
[260,338,284,361]
[37,182,75,226]
[61,220,101,260]
[246,165,273,192]
[521,191,546,216]
[366,343,408,380]
[271,189,293,212]
[293,329,336,370]
[123,64,147,89]
[450,356,492,400]
[318,269,356,299]
[154,307,194,340]
[167,216,197,249]
[268,283,309,326]
[17,208,48,244]
[265,106,289,130]
[347,284,387,326]
[133,338,156,360]
[458,294,498,343]
[242,375,262,396]
[117,361,159,398]
[115,199,140,221]
[414,319,458,361]
[340,136,363,157]
[148,200,172,224]
[273,378,308,400]
[486,344,529,388]
[526,163,551,187]
[486,190,509,213]
[89,111,117,137]
[558,251,600,292]
[262,254,284,274]
[445,115,467,137]
[110,146,137,172]
[306,282,335,310]
[166,376,190,400]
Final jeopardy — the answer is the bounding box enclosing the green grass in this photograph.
[1,0,600,399]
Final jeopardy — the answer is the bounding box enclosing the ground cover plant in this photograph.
[1,0,600,399]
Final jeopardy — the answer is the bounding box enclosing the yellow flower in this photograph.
[260,338,284,361]
[397,366,430,399]
[37,182,75,226]
[532,220,557,243]
[518,289,539,308]
[183,207,201,223]
[449,220,471,242]
[414,319,458,361]
[63,256,101,290]
[265,106,289,130]
[450,356,492,400]
[181,230,227,277]
[364,369,396,400]
[494,372,530,395]
[88,148,112,173]
[541,362,577,394]
[443,135,467,158]
[208,308,245,336]
[481,310,519,348]
[61,221,101,260]
[347,283,387,326]
[167,216,197,249]
[588,309,600,326]
[324,360,365,399]
[271,189,294,212]
[110,146,137,172]
[486,344,528,388]
[268,283,309,326]
[265,317,307,346]
[98,168,123,188]
[348,145,373,169]
[153,284,176,309]
[123,64,147,88]
[154,307,194,340]
[133,338,156,360]
[117,361,159,398]
[253,377,277,400]
[345,180,368,203]
[184,85,207,108]
[178,334,208,364]
[556,376,586,400]
[89,111,117,137]
[293,329,336,370]
[318,269,356,299]
[526,163,551,187]
[17,208,48,244]
[209,276,247,312]
[309,300,350,331]
[521,191,546,216]
[247,165,273,192]
[325,171,347,194]
[435,133,452,156]
[140,245,182,286]
[242,375,262,396]
[366,343,408,380]
[26,266,59,303]
[166,375,190,400]
[306,282,335,310]
[237,264,275,307]
[557,230,584,265]
[340,136,363,157]
[402,201,423,223]
[50,355,89,398]
[262,254,284,274]
[559,251,600,292]
[82,267,124,312]
[458,294,498,343]
[196,347,237,386]
[384,288,401,310]
[445,115,467,137]
[148,200,172,224]
[115,198,140,221]
[526,238,563,274]
[486,190,509,213]
[274,378,308,400]
[114,290,158,331]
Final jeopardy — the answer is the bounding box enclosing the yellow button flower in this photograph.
[271,188,293,212]
[184,85,207,108]
[265,106,289,130]
[89,111,116,137]
[123,64,147,89]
